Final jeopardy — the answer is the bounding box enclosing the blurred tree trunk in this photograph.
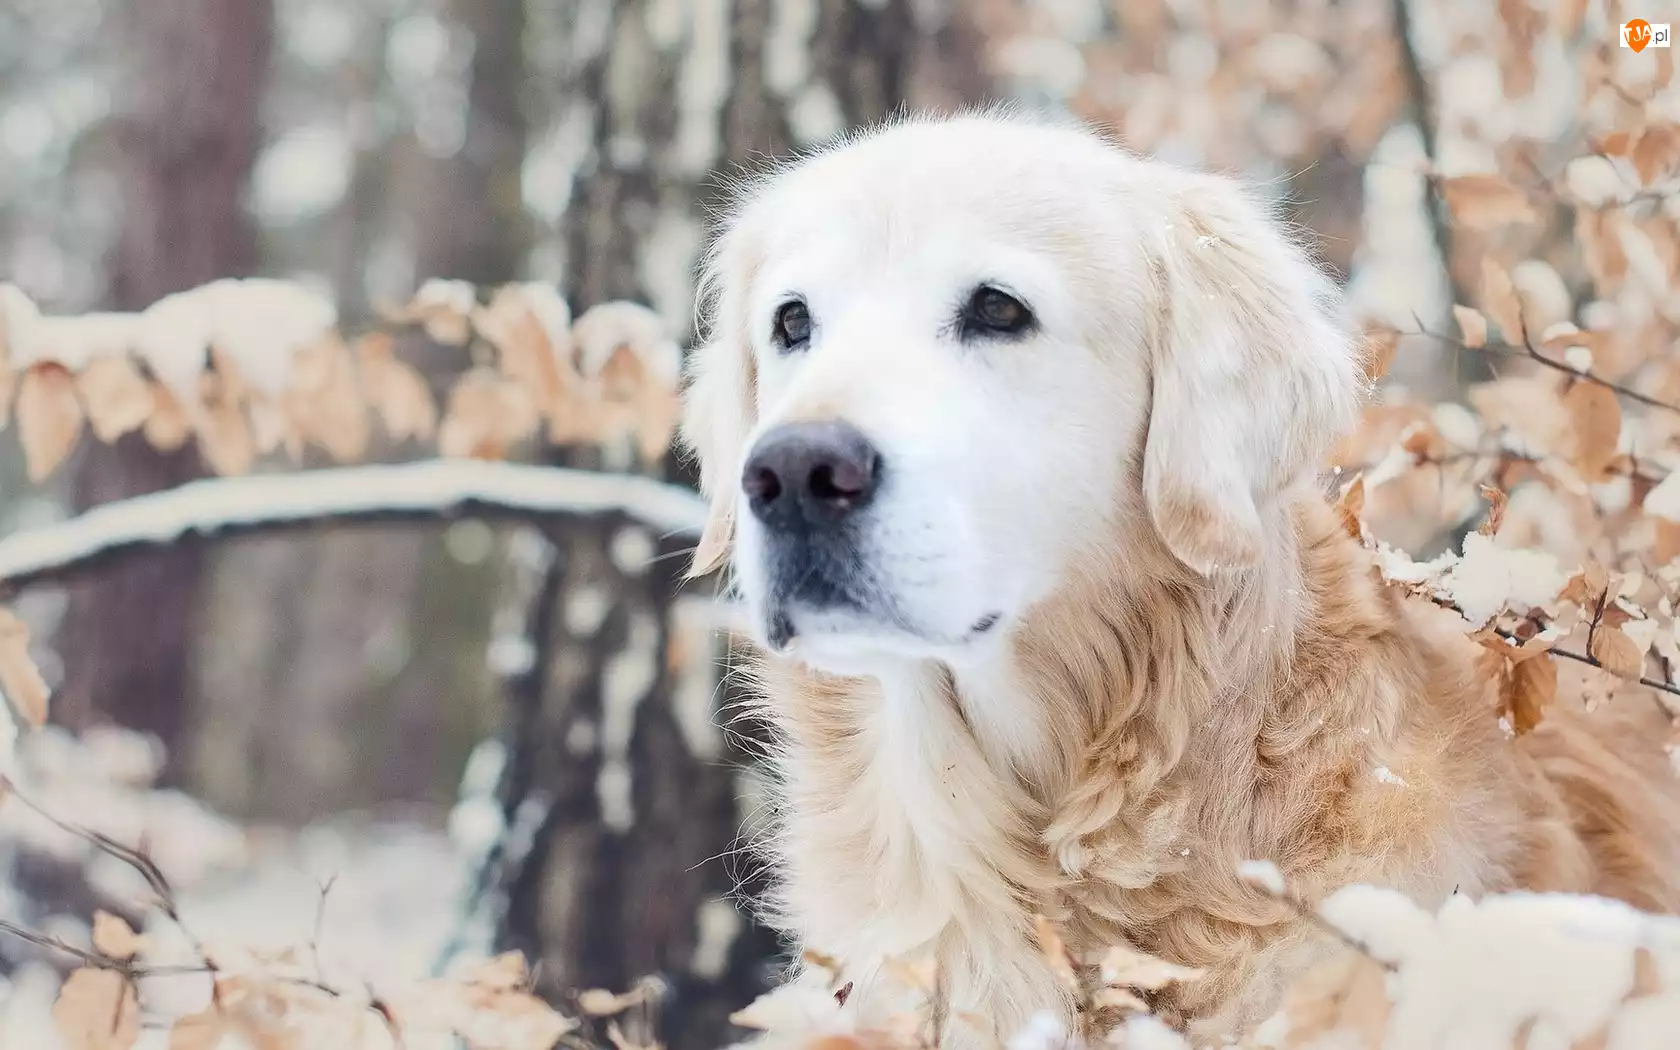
[490,4,986,1048]
[192,0,529,819]
[55,0,273,772]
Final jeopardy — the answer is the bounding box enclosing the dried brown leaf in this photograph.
[1470,375,1573,460]
[356,334,437,443]
[577,988,644,1017]
[606,1020,658,1050]
[76,357,153,443]
[439,370,540,460]
[1507,652,1557,734]
[883,955,939,995]
[0,607,49,727]
[1336,474,1367,542]
[800,949,842,979]
[91,911,147,962]
[1441,174,1538,230]
[1590,626,1645,681]
[17,362,84,481]
[196,365,255,477]
[1564,380,1622,482]
[473,286,571,416]
[166,1010,227,1050]
[1479,258,1526,344]
[1452,305,1489,350]
[1633,123,1680,187]
[282,335,369,462]
[378,281,475,345]
[457,951,530,992]
[53,968,140,1050]
[1034,915,1081,995]
[1362,325,1401,383]
[1274,951,1392,1050]
[1479,485,1509,537]
[0,302,13,428]
[1091,985,1151,1013]
[143,383,193,452]
[1097,943,1205,991]
[1552,0,1588,37]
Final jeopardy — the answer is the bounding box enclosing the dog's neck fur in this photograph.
[752,489,1486,1037]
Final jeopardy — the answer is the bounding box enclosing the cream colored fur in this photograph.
[678,110,1680,1046]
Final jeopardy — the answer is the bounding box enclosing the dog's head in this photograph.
[681,112,1360,675]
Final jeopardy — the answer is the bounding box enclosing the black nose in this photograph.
[742,421,881,530]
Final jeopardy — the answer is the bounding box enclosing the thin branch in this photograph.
[0,460,706,590]
[1492,624,1680,717]
[1410,328,1680,418]
[1410,599,1680,714]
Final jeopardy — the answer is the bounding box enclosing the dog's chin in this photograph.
[754,598,1007,677]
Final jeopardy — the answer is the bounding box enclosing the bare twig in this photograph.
[1409,328,1680,418]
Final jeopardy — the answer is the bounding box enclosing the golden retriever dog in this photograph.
[677,110,1680,1045]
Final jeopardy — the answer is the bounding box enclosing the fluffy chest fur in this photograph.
[744,501,1680,1045]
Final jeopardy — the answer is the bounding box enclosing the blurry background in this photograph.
[0,0,1666,1047]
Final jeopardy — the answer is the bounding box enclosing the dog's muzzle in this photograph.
[741,421,884,644]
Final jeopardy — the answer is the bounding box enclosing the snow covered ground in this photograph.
[0,726,480,1047]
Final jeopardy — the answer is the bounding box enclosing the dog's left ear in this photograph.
[678,227,761,579]
[1140,172,1360,575]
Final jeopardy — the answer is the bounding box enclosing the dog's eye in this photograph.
[960,285,1035,340]
[771,299,813,352]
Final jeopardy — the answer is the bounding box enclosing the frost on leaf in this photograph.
[52,968,140,1050]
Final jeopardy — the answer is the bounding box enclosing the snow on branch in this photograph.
[0,460,707,589]
[0,278,682,481]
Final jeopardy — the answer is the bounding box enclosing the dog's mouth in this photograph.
[762,564,1005,658]
[767,604,1003,652]
[752,522,1004,660]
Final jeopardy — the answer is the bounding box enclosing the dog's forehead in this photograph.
[729,122,1135,302]
[738,118,1127,265]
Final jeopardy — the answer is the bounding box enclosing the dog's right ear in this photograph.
[679,226,760,579]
